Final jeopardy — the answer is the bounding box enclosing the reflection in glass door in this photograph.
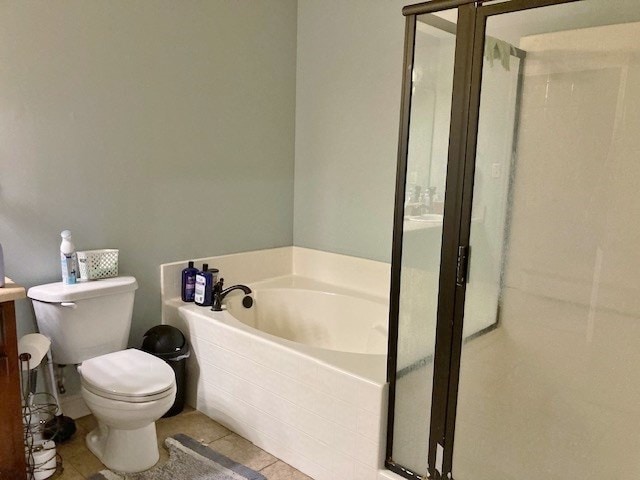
[453,1,640,478]
[388,10,458,476]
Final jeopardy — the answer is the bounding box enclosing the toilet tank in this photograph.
[28,276,138,364]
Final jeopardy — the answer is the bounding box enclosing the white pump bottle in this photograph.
[60,230,77,284]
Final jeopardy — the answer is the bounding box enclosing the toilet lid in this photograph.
[79,349,175,401]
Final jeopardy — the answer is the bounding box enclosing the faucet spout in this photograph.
[211,278,253,311]
[220,285,252,297]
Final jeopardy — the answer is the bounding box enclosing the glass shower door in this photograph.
[452,1,640,478]
[387,8,459,477]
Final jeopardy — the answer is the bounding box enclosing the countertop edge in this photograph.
[0,277,27,303]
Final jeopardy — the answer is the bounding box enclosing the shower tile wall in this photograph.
[453,21,640,480]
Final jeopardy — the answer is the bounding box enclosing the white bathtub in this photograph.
[162,248,390,480]
[227,282,388,356]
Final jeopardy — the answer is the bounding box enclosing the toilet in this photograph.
[28,277,176,473]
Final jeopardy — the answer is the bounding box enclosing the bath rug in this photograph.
[88,433,266,480]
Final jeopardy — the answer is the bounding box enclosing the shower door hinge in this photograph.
[456,245,469,286]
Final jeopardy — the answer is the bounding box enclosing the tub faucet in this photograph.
[211,278,253,311]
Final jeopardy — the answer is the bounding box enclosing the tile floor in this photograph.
[51,407,311,480]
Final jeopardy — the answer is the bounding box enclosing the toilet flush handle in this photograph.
[60,302,77,309]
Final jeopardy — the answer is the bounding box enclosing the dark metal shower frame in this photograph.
[386,0,584,479]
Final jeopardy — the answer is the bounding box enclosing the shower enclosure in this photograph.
[386,1,640,479]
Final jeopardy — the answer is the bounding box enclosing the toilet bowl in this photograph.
[78,349,176,473]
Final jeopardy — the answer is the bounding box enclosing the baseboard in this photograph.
[60,394,90,419]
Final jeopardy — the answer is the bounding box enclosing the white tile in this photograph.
[330,425,382,467]
[249,428,295,466]
[254,362,305,401]
[357,378,385,414]
[296,384,359,430]
[331,424,361,458]
[313,363,362,404]
[190,314,253,354]
[199,379,250,417]
[330,452,356,480]
[252,409,286,438]
[290,428,333,466]
[196,387,249,429]
[250,335,318,383]
[194,337,261,384]
[356,408,383,442]
[355,462,379,480]
[352,441,383,469]
[295,357,322,386]
[291,454,333,480]
[199,362,251,403]
[295,408,335,445]
[254,388,299,425]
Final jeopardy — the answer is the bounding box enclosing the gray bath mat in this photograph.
[88,434,266,480]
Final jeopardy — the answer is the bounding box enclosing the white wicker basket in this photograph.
[77,249,119,280]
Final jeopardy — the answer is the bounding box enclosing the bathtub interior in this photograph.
[226,275,388,355]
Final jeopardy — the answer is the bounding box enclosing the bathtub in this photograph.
[161,247,390,480]
[162,248,390,480]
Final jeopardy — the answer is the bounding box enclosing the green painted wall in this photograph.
[293,0,408,263]
[0,1,297,347]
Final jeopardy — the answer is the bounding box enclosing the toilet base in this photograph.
[86,421,159,473]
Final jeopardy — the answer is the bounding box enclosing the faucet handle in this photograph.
[211,278,224,311]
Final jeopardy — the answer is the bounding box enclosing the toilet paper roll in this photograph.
[27,440,56,480]
[18,334,51,370]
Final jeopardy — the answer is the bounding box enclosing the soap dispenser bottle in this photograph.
[181,261,198,302]
[60,230,77,285]
[194,264,219,306]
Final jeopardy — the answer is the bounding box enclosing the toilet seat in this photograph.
[79,348,175,403]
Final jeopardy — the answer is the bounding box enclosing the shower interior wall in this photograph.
[453,20,640,480]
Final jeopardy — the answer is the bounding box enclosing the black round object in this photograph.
[242,296,253,309]
[141,325,190,418]
[141,325,186,358]
[43,415,76,443]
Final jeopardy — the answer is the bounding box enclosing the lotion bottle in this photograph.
[60,230,77,285]
[195,263,219,306]
[181,261,198,302]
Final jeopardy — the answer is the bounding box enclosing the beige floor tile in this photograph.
[260,461,313,480]
[208,433,277,471]
[156,409,230,447]
[66,447,107,478]
[75,414,98,434]
[51,461,85,480]
[56,414,95,458]
[56,429,89,458]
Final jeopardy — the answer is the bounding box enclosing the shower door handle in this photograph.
[456,245,469,286]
